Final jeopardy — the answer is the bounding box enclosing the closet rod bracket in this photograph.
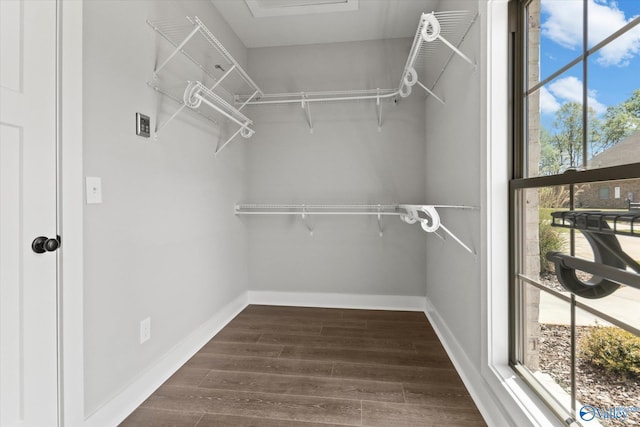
[301,93,314,134]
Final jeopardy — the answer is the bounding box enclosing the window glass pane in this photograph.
[569,180,640,333]
[521,284,572,405]
[575,309,640,426]
[532,0,584,86]
[528,64,584,177]
[586,52,640,170]
[587,0,640,53]
[519,186,571,291]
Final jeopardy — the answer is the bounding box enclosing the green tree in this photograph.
[550,102,601,170]
[602,89,640,148]
[540,126,561,176]
[622,88,640,117]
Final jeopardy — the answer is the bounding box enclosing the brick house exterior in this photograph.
[576,131,640,209]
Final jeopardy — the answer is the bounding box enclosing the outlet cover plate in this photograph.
[85,177,102,204]
[140,317,151,344]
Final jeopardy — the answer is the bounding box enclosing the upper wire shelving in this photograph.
[398,11,478,103]
[236,10,478,132]
[147,16,263,154]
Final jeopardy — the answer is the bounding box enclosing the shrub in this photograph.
[539,219,563,273]
[580,326,640,378]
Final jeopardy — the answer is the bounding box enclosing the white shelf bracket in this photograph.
[155,102,188,137]
[208,63,237,92]
[377,205,384,237]
[301,206,314,236]
[237,89,260,111]
[416,81,445,105]
[301,94,314,134]
[375,89,383,132]
[438,223,475,256]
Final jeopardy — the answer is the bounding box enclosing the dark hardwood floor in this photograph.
[120,305,487,426]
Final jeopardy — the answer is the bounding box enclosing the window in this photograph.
[598,187,610,200]
[512,1,640,425]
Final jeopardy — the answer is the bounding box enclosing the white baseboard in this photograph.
[248,290,427,311]
[83,292,249,427]
[423,297,510,427]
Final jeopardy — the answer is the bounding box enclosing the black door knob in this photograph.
[32,236,61,254]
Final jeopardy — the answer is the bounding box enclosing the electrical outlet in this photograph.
[140,317,151,344]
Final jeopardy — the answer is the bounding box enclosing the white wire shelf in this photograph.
[236,10,478,133]
[235,203,477,254]
[147,16,262,154]
[398,10,478,103]
[238,88,399,133]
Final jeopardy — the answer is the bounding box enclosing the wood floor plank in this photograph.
[361,401,487,427]
[195,413,356,427]
[280,345,449,367]
[230,316,366,331]
[163,367,210,388]
[210,329,263,344]
[119,407,202,427]
[143,385,362,425]
[184,353,334,378]
[258,332,416,352]
[341,309,427,322]
[365,320,436,331]
[199,341,283,358]
[241,305,342,320]
[321,326,437,340]
[229,314,324,330]
[402,383,474,407]
[320,319,367,329]
[199,370,405,403]
[332,362,465,385]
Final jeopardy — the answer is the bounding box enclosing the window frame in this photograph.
[510,0,640,424]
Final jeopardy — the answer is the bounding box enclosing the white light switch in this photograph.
[85,177,103,204]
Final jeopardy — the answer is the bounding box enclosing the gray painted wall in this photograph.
[244,39,427,296]
[82,0,249,415]
[81,0,489,418]
[424,0,484,369]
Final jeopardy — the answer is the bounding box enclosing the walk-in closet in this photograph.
[78,0,495,425]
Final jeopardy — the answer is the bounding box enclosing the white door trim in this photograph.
[59,0,85,425]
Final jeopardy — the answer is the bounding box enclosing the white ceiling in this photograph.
[211,0,440,48]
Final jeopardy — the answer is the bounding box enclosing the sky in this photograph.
[537,0,640,127]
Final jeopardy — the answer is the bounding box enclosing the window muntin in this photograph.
[533,0,584,86]
[527,64,585,177]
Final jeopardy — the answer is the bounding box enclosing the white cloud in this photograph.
[541,1,583,50]
[540,86,561,114]
[541,0,640,67]
[597,25,640,66]
[540,76,607,115]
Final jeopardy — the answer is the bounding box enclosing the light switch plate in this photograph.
[136,113,151,138]
[85,177,102,204]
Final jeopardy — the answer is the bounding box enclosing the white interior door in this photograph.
[1,0,60,426]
